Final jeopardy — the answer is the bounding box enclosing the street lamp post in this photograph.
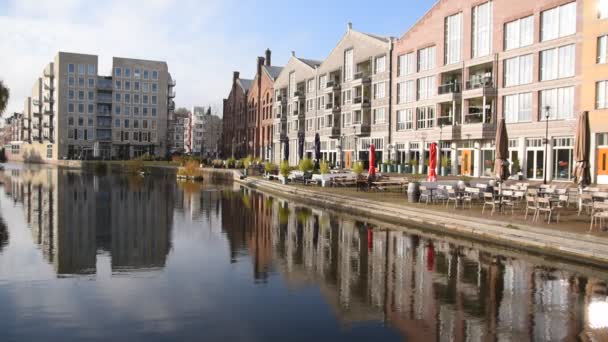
[543,106,551,185]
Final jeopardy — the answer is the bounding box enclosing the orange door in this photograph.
[345,151,352,168]
[598,148,608,176]
[461,150,472,176]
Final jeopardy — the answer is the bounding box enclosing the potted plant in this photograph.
[407,173,423,203]
[299,157,314,174]
[264,162,277,178]
[441,156,450,177]
[279,160,290,185]
[352,161,364,179]
[320,160,330,175]
[242,155,252,176]
[410,159,418,175]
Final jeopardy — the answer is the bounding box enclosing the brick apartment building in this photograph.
[222,72,251,159]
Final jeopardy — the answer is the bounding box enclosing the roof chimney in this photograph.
[347,22,352,31]
[257,56,264,76]
[265,49,271,66]
[233,71,239,84]
[291,51,296,57]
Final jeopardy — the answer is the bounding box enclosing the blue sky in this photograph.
[0,0,434,115]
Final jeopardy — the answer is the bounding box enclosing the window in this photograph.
[68,117,74,126]
[115,93,121,103]
[540,86,574,120]
[553,137,574,180]
[134,69,141,79]
[599,35,608,64]
[78,77,85,87]
[88,117,93,126]
[445,12,463,64]
[418,46,436,71]
[152,71,158,80]
[115,105,121,115]
[398,52,416,76]
[125,68,131,78]
[143,107,148,116]
[504,92,532,122]
[344,49,354,81]
[307,79,315,93]
[373,82,386,99]
[78,117,84,126]
[319,75,327,89]
[134,120,139,129]
[87,64,95,75]
[143,82,149,92]
[78,64,85,74]
[134,81,140,91]
[125,81,131,91]
[417,76,436,100]
[133,94,139,104]
[115,67,122,77]
[68,89,75,100]
[504,54,533,86]
[68,103,74,113]
[288,72,296,96]
[342,90,352,105]
[151,120,157,129]
[152,83,158,93]
[397,80,415,104]
[151,95,157,105]
[342,112,352,127]
[68,64,75,73]
[115,80,122,90]
[133,107,140,116]
[143,70,149,80]
[123,119,129,128]
[88,104,94,114]
[78,103,84,114]
[78,91,85,101]
[472,1,493,58]
[541,2,576,41]
[597,81,608,109]
[505,16,534,50]
[373,108,386,124]
[540,44,575,80]
[152,108,157,116]
[397,109,414,130]
[88,91,94,101]
[125,93,131,104]
[88,78,95,88]
[417,106,435,129]
[375,55,386,73]
[143,120,148,129]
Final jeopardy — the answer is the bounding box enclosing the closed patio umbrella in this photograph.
[368,143,376,179]
[314,133,321,170]
[298,135,304,161]
[573,111,591,187]
[283,140,289,162]
[494,118,510,182]
[428,142,438,182]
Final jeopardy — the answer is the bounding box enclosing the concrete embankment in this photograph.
[233,175,608,268]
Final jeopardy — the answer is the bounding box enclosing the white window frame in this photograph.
[504,15,534,50]
[445,12,463,65]
[540,86,575,120]
[598,35,608,64]
[472,1,493,58]
[418,46,436,72]
[540,44,575,81]
[504,92,532,123]
[597,80,608,109]
[504,54,533,87]
[541,2,577,42]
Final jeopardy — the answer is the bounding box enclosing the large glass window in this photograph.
[373,108,386,124]
[601,0,608,18]
[504,93,532,123]
[417,76,436,100]
[540,87,574,120]
[397,109,414,131]
[445,12,463,64]
[344,49,354,81]
[526,138,545,180]
[398,52,416,76]
[373,82,386,99]
[599,35,608,64]
[416,106,435,129]
[472,1,492,58]
[552,137,574,180]
[540,44,575,81]
[374,55,386,73]
[504,16,534,50]
[418,46,436,71]
[541,2,576,41]
[597,81,608,109]
[482,149,495,177]
[504,54,533,86]
[115,67,122,77]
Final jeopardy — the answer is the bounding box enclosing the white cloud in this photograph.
[0,0,261,116]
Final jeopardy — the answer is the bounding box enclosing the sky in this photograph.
[0,0,433,117]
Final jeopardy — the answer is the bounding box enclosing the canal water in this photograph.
[0,164,607,341]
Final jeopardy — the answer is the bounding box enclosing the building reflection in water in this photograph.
[2,168,174,275]
[221,188,608,341]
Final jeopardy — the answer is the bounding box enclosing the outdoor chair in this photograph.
[527,188,539,197]
[579,193,594,216]
[434,187,449,204]
[482,192,501,215]
[536,197,558,223]
[419,186,433,205]
[525,196,538,221]
[556,194,570,209]
[590,202,608,231]
[446,189,462,209]
[501,190,516,215]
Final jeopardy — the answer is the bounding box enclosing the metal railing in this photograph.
[353,97,370,105]
[465,77,493,90]
[438,82,461,95]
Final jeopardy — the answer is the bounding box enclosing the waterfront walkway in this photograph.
[235,175,608,266]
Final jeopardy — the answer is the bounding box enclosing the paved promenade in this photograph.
[236,175,608,267]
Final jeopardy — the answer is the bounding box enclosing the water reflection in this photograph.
[1,167,174,275]
[223,188,608,341]
[0,166,607,340]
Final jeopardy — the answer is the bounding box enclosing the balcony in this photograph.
[97,93,113,104]
[438,82,461,95]
[352,96,370,110]
[44,96,54,103]
[352,123,371,136]
[97,78,113,91]
[320,126,341,138]
[352,72,371,86]
[44,109,53,116]
[44,82,54,91]
[168,90,176,98]
[169,79,176,87]
[43,69,53,78]
[32,99,40,106]
[324,80,341,93]
[463,77,496,98]
[437,116,454,126]
[168,100,176,110]
[464,111,492,124]
[276,95,287,104]
[325,103,340,113]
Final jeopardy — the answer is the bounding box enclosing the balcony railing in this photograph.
[438,82,461,95]
[44,96,54,103]
[98,94,113,103]
[168,90,176,98]
[97,78,113,91]
[354,72,371,82]
[326,80,340,89]
[438,116,453,126]
[465,77,494,90]
[32,99,40,106]
[169,79,176,87]
[353,97,370,105]
[465,110,492,124]
[44,82,54,91]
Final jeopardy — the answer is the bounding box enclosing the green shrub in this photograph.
[352,161,364,176]
[279,160,290,178]
[320,160,330,175]
[410,158,418,167]
[242,155,253,169]
[226,158,236,169]
[264,162,277,174]
[298,158,314,173]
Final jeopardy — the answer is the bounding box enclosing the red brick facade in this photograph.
[222,71,251,158]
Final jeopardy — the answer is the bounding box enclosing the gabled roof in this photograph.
[297,58,322,68]
[263,65,284,80]
[359,31,391,43]
[237,78,253,92]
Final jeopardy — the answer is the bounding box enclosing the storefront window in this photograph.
[482,149,495,177]
[552,137,573,181]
